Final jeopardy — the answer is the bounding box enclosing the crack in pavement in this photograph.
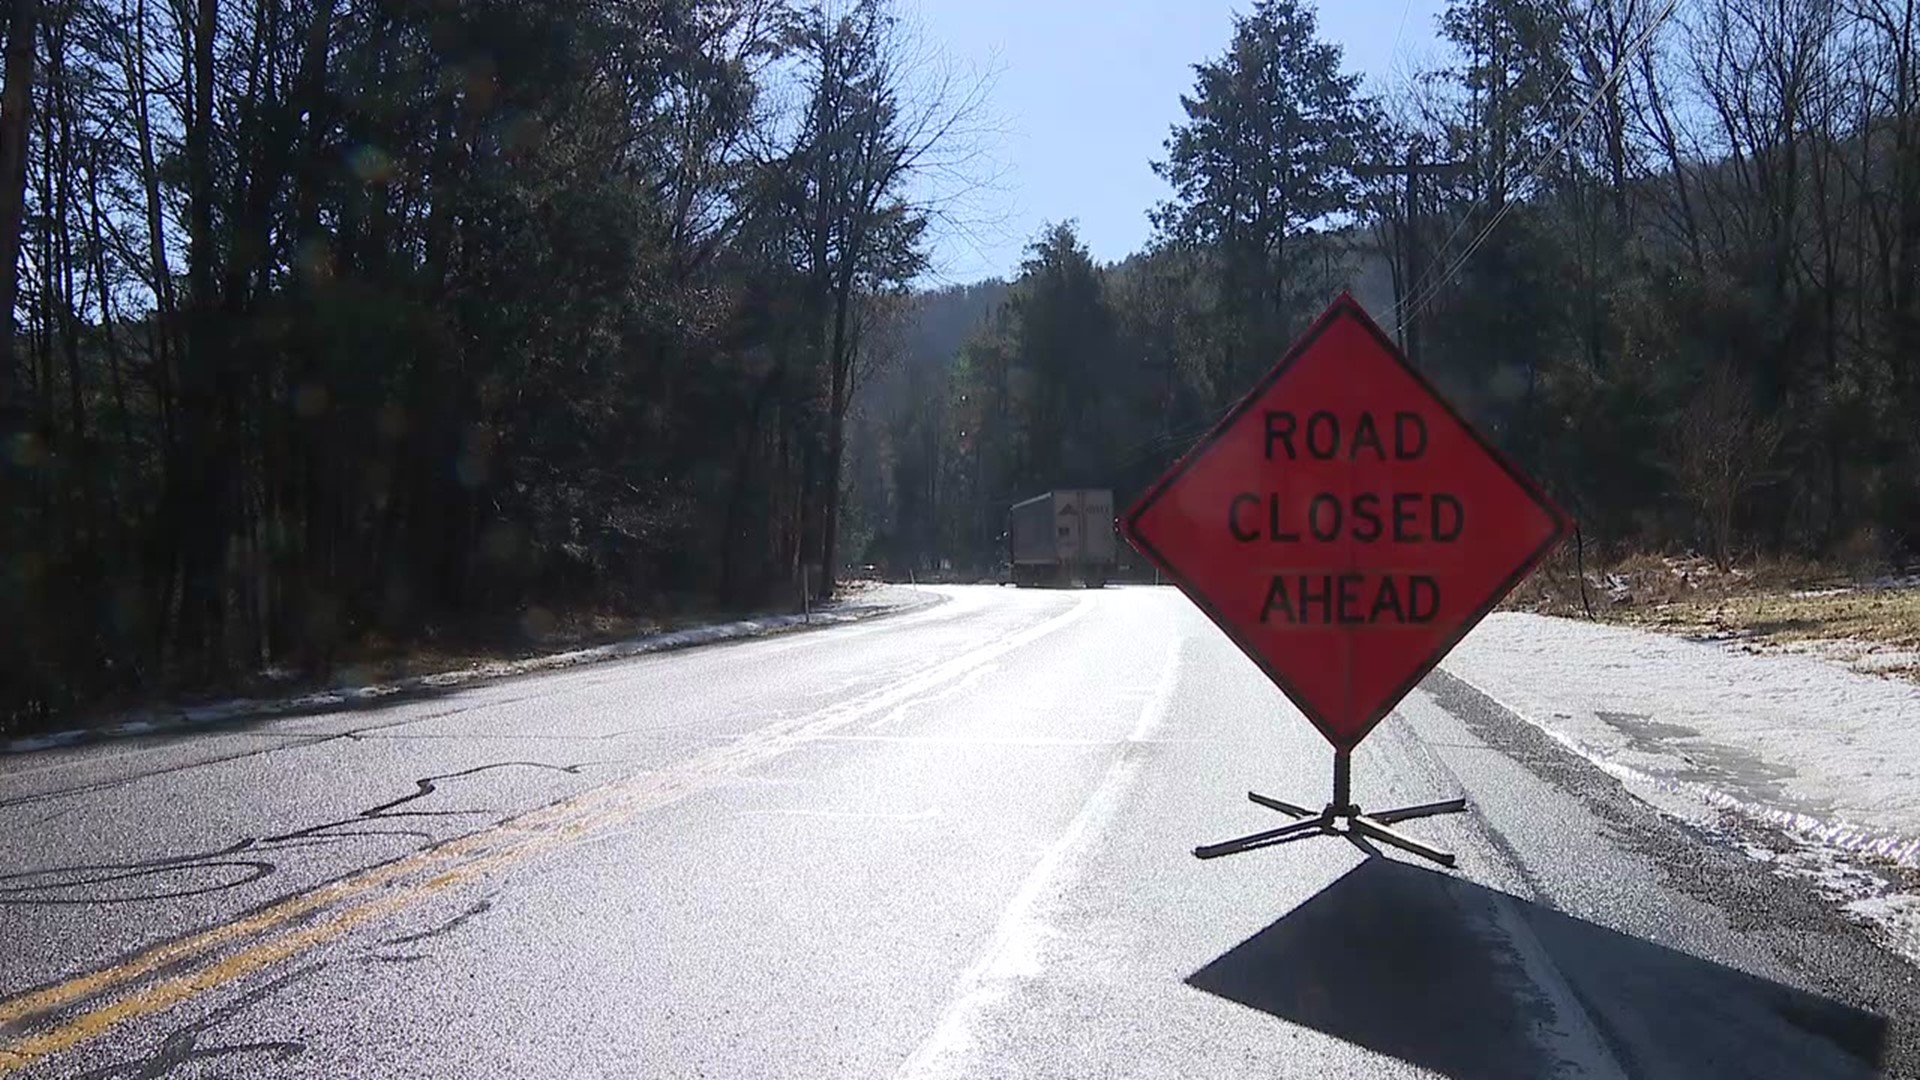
[63,964,320,1080]
[380,897,495,947]
[0,695,561,811]
[0,598,1087,1073]
[0,763,591,906]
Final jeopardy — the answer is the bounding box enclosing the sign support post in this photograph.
[1119,294,1572,869]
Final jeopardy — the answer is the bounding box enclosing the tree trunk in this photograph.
[175,0,225,673]
[0,0,37,407]
[85,172,136,477]
[48,19,98,562]
[1639,45,1704,272]
[820,271,862,597]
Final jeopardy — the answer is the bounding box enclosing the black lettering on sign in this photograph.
[1238,492,1462,544]
[1268,493,1300,541]
[1336,574,1364,624]
[1260,576,1293,624]
[1261,574,1442,625]
[1352,493,1382,542]
[1265,412,1296,461]
[1432,493,1464,542]
[1395,412,1427,459]
[1393,493,1422,542]
[1308,494,1342,542]
[1408,575,1440,622]
[1350,412,1385,460]
[1297,574,1333,622]
[1306,411,1339,460]
[1229,493,1260,541]
[1369,576,1405,622]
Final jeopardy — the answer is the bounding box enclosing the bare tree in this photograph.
[783,0,990,594]
[1670,362,1782,569]
[1850,0,1920,412]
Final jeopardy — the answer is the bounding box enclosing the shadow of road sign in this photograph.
[1186,859,1886,1080]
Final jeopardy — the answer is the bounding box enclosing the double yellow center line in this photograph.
[0,598,1092,1076]
[0,771,666,1074]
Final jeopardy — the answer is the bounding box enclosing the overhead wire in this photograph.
[1385,24,1602,331]
[1388,0,1684,335]
[1369,9,1587,336]
[1375,11,1582,326]
[1122,1,1681,466]
[1114,416,1220,467]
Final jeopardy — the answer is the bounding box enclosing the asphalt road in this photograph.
[1,585,1915,1079]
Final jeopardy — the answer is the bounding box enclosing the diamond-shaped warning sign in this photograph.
[1122,294,1572,750]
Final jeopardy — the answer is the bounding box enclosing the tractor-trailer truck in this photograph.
[1008,489,1116,587]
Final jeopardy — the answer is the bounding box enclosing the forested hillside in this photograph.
[842,279,1006,574]
[849,0,1920,581]
[9,0,1920,732]
[0,0,966,728]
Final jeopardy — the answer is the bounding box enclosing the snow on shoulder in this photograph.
[1441,612,1920,868]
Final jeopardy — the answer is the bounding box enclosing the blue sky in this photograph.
[903,0,1453,285]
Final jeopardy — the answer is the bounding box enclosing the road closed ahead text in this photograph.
[1233,409,1461,627]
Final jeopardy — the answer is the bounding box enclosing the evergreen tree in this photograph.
[1151,0,1380,387]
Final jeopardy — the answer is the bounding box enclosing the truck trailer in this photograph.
[1008,489,1116,587]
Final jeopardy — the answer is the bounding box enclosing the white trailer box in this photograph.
[1008,489,1115,587]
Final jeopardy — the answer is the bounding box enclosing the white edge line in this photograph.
[893,636,1184,1080]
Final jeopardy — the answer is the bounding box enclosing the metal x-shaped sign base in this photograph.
[1192,752,1468,867]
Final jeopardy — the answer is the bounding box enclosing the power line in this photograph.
[1115,417,1217,467]
[1121,2,1679,465]
[1388,0,1417,90]
[1385,27,1588,328]
[1389,0,1683,336]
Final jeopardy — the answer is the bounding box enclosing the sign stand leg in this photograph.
[1193,749,1469,867]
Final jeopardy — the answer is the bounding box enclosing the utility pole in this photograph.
[1357,148,1465,370]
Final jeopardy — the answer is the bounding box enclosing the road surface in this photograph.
[1,586,1914,1078]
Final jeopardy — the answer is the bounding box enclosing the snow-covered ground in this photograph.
[1,584,939,756]
[1444,612,1920,963]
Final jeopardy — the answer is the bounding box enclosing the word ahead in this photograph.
[1260,572,1438,626]
[1121,294,1571,750]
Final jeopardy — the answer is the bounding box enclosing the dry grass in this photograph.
[1639,588,1920,641]
[315,606,680,689]
[37,584,894,737]
[193,584,892,707]
[1505,547,1920,681]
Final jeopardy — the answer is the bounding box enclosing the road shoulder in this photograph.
[2,585,945,757]
[1406,670,1918,1078]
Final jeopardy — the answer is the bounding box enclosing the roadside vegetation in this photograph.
[12,0,1920,732]
[1509,549,1920,683]
[852,0,1920,604]
[0,0,981,734]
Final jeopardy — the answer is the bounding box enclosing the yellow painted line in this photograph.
[0,616,1077,1068]
[0,774,685,1058]
[0,776,661,1030]
[0,840,470,1027]
[0,840,550,1077]
[2,760,764,1057]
